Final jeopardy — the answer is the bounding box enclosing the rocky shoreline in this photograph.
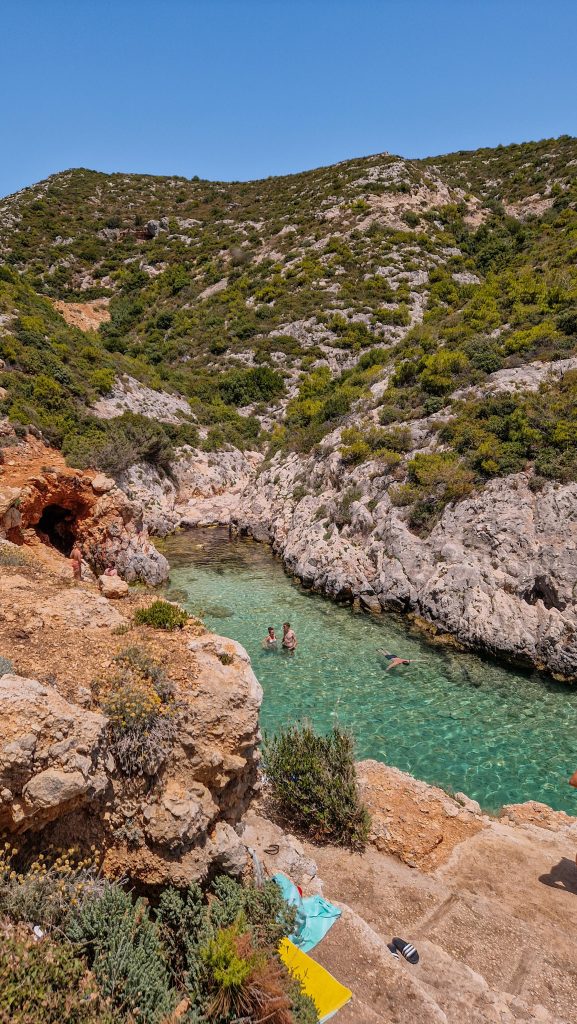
[115,437,577,681]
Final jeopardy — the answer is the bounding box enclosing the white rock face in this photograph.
[119,446,262,534]
[233,448,577,678]
[93,375,193,424]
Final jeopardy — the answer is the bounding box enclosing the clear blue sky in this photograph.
[2,0,577,198]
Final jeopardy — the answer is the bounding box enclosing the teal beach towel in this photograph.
[273,872,341,952]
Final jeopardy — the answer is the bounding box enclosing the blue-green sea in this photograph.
[163,528,577,815]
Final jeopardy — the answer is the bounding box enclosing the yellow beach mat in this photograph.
[280,937,352,1022]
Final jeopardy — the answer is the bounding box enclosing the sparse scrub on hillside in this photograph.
[94,646,180,776]
[134,600,188,630]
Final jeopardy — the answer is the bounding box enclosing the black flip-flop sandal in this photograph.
[392,937,419,964]
[387,942,399,959]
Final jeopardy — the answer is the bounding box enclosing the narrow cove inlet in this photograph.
[163,527,577,816]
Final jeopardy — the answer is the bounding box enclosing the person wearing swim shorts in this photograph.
[380,650,412,671]
[282,621,297,651]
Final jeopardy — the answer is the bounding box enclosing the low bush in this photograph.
[66,885,175,1023]
[0,845,106,932]
[95,647,179,777]
[0,932,119,1024]
[134,600,188,630]
[262,723,371,849]
[0,657,14,676]
[0,543,27,567]
[0,854,319,1024]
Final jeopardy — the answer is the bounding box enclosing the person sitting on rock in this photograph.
[379,650,412,671]
[263,626,278,648]
[70,542,82,581]
[104,564,118,577]
[282,621,297,652]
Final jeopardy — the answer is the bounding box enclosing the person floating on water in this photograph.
[282,621,297,652]
[379,649,412,671]
[263,626,278,649]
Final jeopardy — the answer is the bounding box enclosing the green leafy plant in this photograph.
[134,600,188,630]
[0,932,119,1024]
[263,722,370,849]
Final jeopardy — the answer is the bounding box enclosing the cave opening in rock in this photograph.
[36,504,78,556]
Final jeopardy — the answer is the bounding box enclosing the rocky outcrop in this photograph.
[93,374,193,425]
[0,547,263,886]
[120,446,262,535]
[0,431,168,584]
[233,446,577,678]
[357,760,486,871]
[0,674,108,832]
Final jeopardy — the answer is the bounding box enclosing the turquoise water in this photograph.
[164,528,577,815]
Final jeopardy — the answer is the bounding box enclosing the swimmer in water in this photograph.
[379,649,412,671]
[263,626,278,649]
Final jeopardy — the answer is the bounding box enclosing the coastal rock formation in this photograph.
[119,446,262,535]
[0,429,168,584]
[0,547,262,887]
[233,447,577,679]
[0,673,107,833]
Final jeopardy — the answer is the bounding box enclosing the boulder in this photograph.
[91,473,115,494]
[0,674,107,832]
[98,574,129,599]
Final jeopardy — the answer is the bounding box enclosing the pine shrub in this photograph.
[263,723,371,849]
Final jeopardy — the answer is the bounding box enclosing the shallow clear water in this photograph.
[163,528,577,815]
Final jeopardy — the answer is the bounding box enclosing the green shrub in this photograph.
[263,723,370,849]
[0,933,119,1024]
[134,600,188,630]
[66,885,175,1023]
[218,366,284,406]
[0,657,13,676]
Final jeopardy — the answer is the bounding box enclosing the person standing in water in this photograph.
[263,626,278,649]
[282,621,297,652]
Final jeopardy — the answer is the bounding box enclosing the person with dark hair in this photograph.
[282,621,297,651]
[263,625,278,648]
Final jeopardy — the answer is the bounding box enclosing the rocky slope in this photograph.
[0,537,262,886]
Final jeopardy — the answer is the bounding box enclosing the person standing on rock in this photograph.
[70,541,83,581]
[282,622,297,652]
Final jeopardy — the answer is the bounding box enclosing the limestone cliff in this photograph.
[232,446,577,679]
[0,541,262,886]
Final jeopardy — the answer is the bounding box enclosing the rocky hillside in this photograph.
[1,137,577,675]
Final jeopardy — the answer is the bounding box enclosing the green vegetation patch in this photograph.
[263,722,371,849]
